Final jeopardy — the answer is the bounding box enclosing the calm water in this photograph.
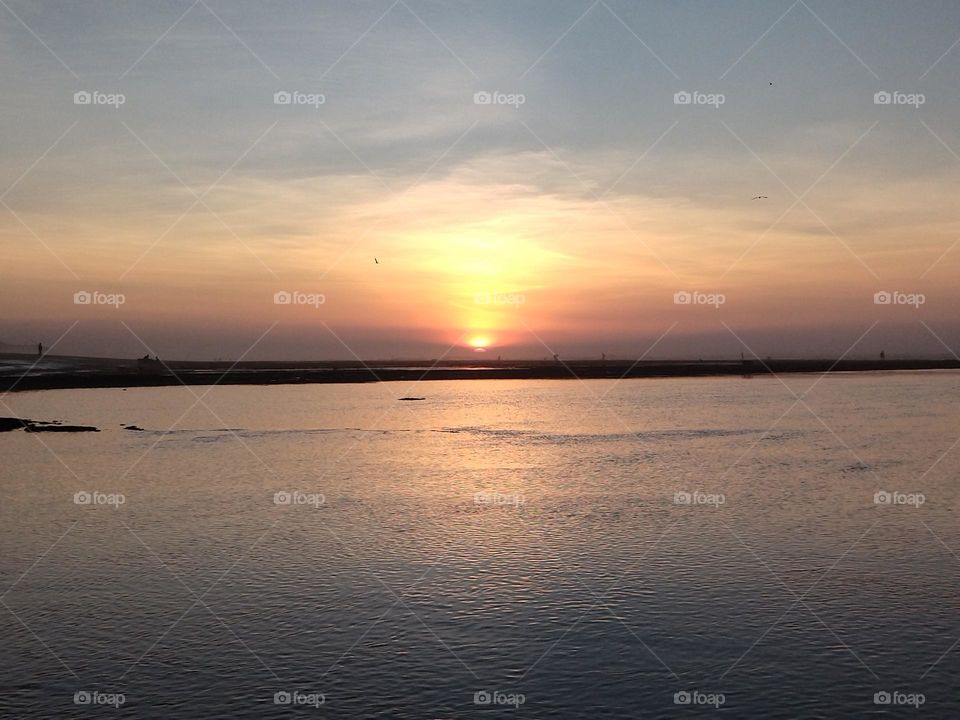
[1,373,959,718]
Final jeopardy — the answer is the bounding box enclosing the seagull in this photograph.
[752,196,769,200]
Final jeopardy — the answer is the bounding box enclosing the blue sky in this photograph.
[3,1,960,359]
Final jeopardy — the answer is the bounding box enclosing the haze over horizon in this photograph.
[3,0,960,360]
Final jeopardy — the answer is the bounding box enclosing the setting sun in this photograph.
[468,336,491,350]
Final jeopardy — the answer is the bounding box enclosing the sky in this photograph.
[2,0,960,360]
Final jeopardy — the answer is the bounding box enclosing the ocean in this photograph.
[1,373,958,717]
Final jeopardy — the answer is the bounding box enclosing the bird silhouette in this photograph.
[374,258,379,264]
[752,196,769,200]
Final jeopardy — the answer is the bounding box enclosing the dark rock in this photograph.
[0,417,99,433]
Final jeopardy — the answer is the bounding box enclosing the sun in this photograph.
[468,335,491,352]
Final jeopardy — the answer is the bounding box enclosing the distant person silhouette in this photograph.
[880,351,885,360]
[37,342,42,357]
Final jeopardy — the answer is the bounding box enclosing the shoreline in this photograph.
[2,355,959,392]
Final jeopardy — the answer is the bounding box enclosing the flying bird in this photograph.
[752,196,768,200]
[374,258,379,264]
